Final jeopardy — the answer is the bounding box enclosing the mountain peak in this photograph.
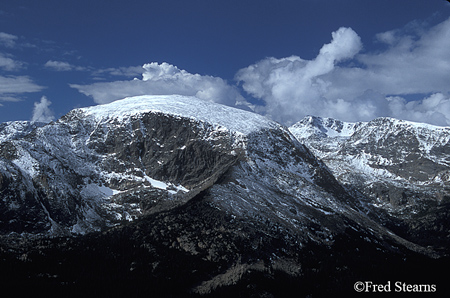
[289,115,362,139]
[78,95,280,136]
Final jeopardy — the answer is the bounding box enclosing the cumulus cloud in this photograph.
[71,62,245,106]
[355,17,450,95]
[69,18,450,127]
[236,18,450,126]
[387,93,450,127]
[236,27,363,124]
[31,96,54,123]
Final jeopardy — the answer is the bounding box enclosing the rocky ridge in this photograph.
[0,97,448,296]
[289,115,450,250]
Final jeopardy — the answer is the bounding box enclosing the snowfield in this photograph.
[81,95,281,136]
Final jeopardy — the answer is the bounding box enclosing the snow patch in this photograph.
[80,183,120,199]
[143,175,189,194]
[12,147,40,178]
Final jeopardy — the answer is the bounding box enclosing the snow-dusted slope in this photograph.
[1,98,448,296]
[0,121,46,143]
[290,116,450,250]
[289,115,362,139]
[1,95,340,238]
[0,95,253,235]
[290,116,450,190]
[289,116,363,155]
[0,96,443,261]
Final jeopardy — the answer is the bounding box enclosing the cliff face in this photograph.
[0,97,253,234]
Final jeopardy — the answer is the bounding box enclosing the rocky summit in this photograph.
[0,96,449,297]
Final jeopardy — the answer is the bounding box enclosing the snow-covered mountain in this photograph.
[290,115,450,249]
[0,98,448,296]
[0,96,376,240]
[0,95,278,235]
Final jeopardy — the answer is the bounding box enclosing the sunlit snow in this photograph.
[81,95,280,136]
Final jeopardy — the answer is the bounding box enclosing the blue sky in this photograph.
[1,0,450,125]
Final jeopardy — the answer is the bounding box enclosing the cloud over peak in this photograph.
[236,27,363,124]
[70,18,450,127]
[31,96,54,123]
[236,19,450,126]
[71,62,245,107]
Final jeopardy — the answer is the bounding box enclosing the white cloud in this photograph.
[0,32,24,71]
[44,60,88,72]
[0,32,18,48]
[44,61,143,79]
[0,53,23,71]
[355,17,450,95]
[0,75,44,94]
[31,96,54,123]
[0,33,45,104]
[44,60,73,71]
[387,93,450,127]
[236,27,363,124]
[71,62,245,106]
[69,18,450,127]
[0,96,23,102]
[236,18,450,126]
[0,75,45,103]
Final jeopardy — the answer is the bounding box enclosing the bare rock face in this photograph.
[0,97,448,296]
